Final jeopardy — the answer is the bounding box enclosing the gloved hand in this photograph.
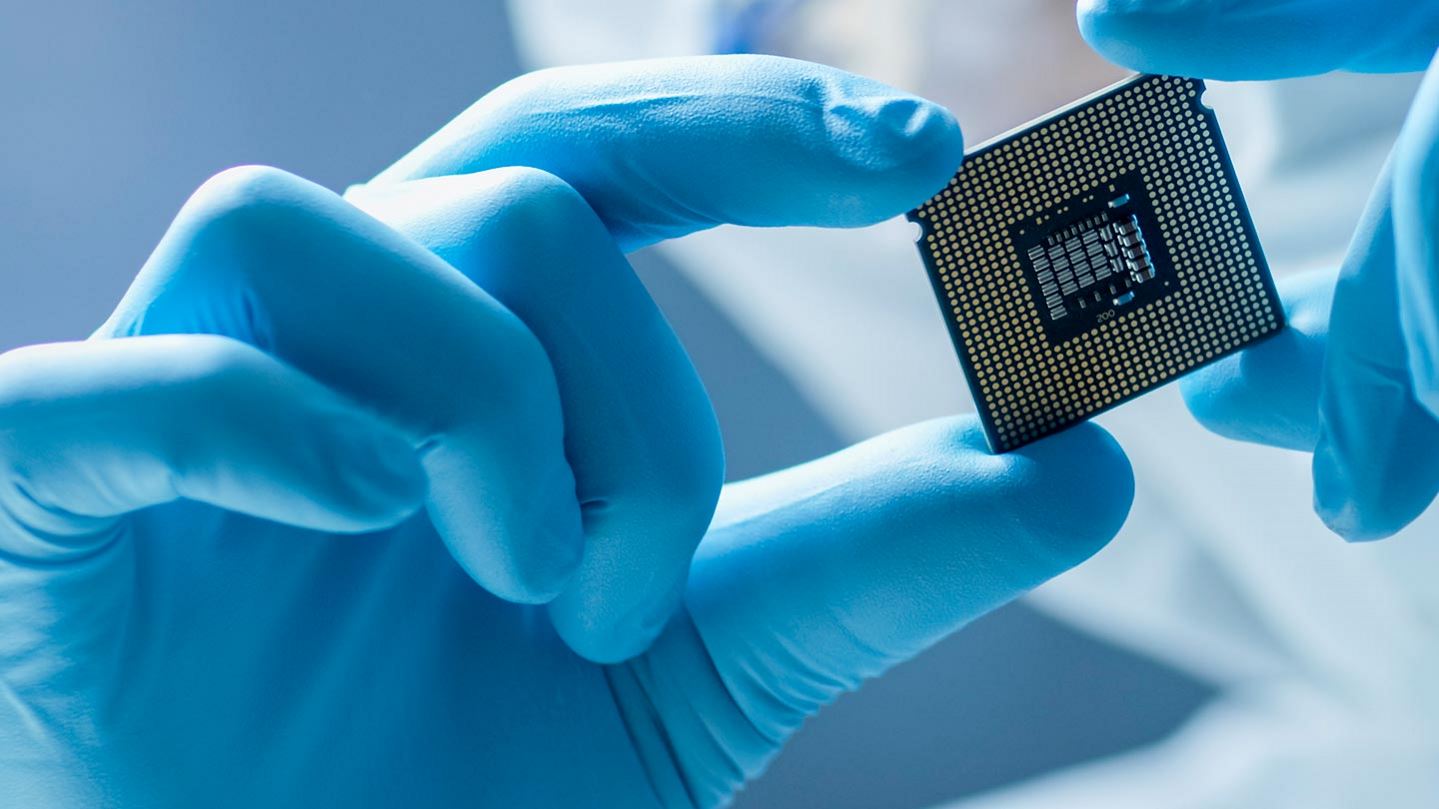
[0,56,1133,808]
[1078,1,1439,540]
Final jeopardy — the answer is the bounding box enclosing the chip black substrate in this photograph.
[909,74,1284,453]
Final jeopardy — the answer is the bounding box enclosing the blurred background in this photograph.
[2,2,1434,807]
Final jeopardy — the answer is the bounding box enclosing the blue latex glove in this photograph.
[1079,1,1439,539]
[0,56,1133,807]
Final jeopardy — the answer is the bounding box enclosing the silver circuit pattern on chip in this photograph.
[909,74,1284,453]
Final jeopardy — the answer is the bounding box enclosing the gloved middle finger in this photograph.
[350,168,723,664]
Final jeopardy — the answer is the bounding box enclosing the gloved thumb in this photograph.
[613,417,1132,806]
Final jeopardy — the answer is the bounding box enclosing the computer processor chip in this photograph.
[909,74,1284,453]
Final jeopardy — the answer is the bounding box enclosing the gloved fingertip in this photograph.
[1001,421,1133,570]
[1177,339,1322,452]
[1311,362,1439,542]
[1179,359,1244,434]
[554,626,650,666]
[428,455,585,605]
[850,93,964,172]
[1312,497,1399,544]
[822,80,963,222]
[549,592,675,665]
[1312,442,1404,543]
[1076,0,1168,73]
[891,96,966,195]
[1179,268,1332,451]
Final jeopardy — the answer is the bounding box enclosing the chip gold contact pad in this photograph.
[910,74,1284,453]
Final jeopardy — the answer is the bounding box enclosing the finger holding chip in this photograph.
[349,55,969,662]
[362,54,964,252]
[1081,1,1439,538]
[1178,268,1333,452]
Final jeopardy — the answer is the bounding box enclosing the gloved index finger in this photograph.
[1078,0,1439,79]
[362,55,964,252]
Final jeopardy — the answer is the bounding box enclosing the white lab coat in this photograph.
[508,2,1439,805]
